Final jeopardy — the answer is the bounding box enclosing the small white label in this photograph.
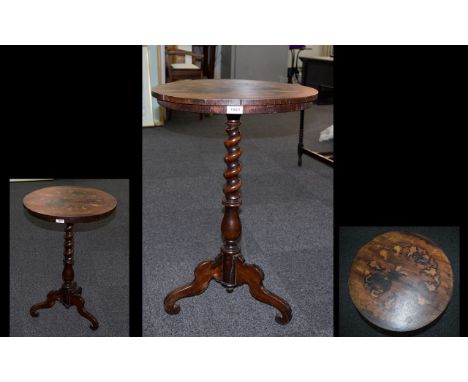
[55,219,65,223]
[227,105,243,114]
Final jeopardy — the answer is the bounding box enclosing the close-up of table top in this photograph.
[348,231,453,332]
[152,79,318,114]
[23,186,117,224]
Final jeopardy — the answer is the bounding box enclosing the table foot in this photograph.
[30,290,61,317]
[69,293,99,330]
[236,259,292,325]
[164,256,222,315]
[298,154,303,167]
[30,286,99,330]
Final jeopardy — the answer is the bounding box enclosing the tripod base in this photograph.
[164,115,292,325]
[30,282,99,330]
[164,254,292,325]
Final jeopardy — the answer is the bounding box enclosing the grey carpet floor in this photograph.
[10,179,129,336]
[143,106,333,336]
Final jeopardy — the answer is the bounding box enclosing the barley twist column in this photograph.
[220,115,243,291]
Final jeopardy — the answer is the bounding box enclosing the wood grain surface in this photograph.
[152,79,318,114]
[23,186,117,223]
[348,231,453,332]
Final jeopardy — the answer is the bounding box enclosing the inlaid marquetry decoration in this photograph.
[23,186,117,223]
[348,231,453,332]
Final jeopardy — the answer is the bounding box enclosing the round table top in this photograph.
[348,231,453,332]
[23,186,117,224]
[152,79,318,114]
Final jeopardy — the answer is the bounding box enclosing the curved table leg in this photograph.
[30,290,61,317]
[164,256,222,315]
[236,260,292,325]
[30,288,99,330]
[69,293,99,330]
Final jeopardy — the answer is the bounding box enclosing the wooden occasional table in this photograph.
[348,231,453,332]
[152,79,318,324]
[23,186,117,330]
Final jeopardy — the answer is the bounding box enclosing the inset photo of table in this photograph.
[339,226,460,336]
[9,179,129,336]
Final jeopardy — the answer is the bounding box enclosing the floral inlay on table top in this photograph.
[348,231,453,332]
[23,186,117,223]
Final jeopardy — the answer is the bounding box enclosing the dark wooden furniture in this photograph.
[165,47,204,121]
[152,79,317,324]
[193,45,216,79]
[165,48,204,83]
[348,231,453,332]
[23,186,117,330]
[300,56,333,104]
[298,56,334,167]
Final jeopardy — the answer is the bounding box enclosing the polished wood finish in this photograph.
[163,115,292,324]
[156,80,315,324]
[23,186,117,223]
[24,186,117,330]
[152,79,318,114]
[348,231,453,332]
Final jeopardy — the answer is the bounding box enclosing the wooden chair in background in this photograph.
[165,48,204,120]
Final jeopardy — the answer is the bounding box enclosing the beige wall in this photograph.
[177,45,192,64]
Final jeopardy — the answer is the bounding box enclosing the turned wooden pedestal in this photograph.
[152,79,318,324]
[348,231,453,332]
[23,186,117,330]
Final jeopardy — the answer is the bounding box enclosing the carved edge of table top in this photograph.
[23,187,117,224]
[156,99,315,115]
[152,79,318,114]
[24,206,116,224]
